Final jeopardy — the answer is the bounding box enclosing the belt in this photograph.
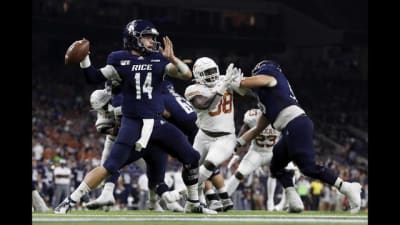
[201,129,231,138]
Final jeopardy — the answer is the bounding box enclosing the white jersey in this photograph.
[243,109,281,152]
[184,77,235,133]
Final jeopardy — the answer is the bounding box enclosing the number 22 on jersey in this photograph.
[208,93,233,116]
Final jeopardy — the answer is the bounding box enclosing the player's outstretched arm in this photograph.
[237,114,269,146]
[80,55,122,85]
[65,38,121,84]
[239,75,277,88]
[161,36,192,80]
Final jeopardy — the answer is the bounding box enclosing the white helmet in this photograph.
[193,57,220,87]
[90,89,112,110]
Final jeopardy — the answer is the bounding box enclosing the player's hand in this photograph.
[216,63,234,95]
[160,36,176,61]
[224,63,235,82]
[230,67,243,88]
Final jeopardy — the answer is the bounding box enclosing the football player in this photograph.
[184,57,245,211]
[231,60,362,213]
[55,19,215,214]
[225,108,301,211]
[84,85,183,212]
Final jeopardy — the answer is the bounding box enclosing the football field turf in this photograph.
[33,210,368,225]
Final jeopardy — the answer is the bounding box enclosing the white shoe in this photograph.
[340,182,362,214]
[220,198,234,211]
[166,201,184,212]
[184,201,217,214]
[84,193,115,210]
[161,190,182,204]
[54,197,75,214]
[150,200,164,212]
[267,199,275,211]
[208,200,223,212]
[285,187,304,213]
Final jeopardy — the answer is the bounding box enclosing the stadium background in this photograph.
[32,0,367,212]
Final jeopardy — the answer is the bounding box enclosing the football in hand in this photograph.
[65,38,90,65]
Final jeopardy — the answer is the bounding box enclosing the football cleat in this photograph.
[165,201,184,212]
[267,199,275,211]
[339,182,362,214]
[208,200,224,212]
[84,193,115,210]
[285,187,304,213]
[184,201,217,214]
[149,200,165,212]
[221,198,234,212]
[54,197,75,214]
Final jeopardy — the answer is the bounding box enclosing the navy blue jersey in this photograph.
[162,79,197,123]
[107,50,169,118]
[161,79,198,143]
[111,93,123,107]
[255,66,300,123]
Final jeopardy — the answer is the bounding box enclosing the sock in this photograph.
[102,182,115,195]
[149,189,158,204]
[267,177,277,205]
[70,181,91,202]
[186,183,199,201]
[217,186,228,194]
[226,176,240,196]
[205,189,219,202]
[218,192,229,200]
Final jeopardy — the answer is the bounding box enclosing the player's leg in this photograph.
[197,133,236,184]
[192,130,210,183]
[270,137,303,213]
[209,170,233,211]
[203,179,224,211]
[32,182,50,212]
[199,134,236,211]
[55,117,142,214]
[85,135,119,209]
[287,116,361,213]
[267,176,277,211]
[150,122,216,214]
[226,150,263,195]
[144,145,184,212]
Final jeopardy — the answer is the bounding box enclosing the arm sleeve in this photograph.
[83,65,107,84]
[82,52,122,84]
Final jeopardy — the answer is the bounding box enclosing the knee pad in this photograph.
[235,171,244,180]
[203,160,217,171]
[182,164,199,186]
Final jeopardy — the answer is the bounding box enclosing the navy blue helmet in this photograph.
[123,19,160,53]
[251,60,282,75]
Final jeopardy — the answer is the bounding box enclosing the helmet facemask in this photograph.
[193,57,220,87]
[138,30,161,53]
[198,67,219,87]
